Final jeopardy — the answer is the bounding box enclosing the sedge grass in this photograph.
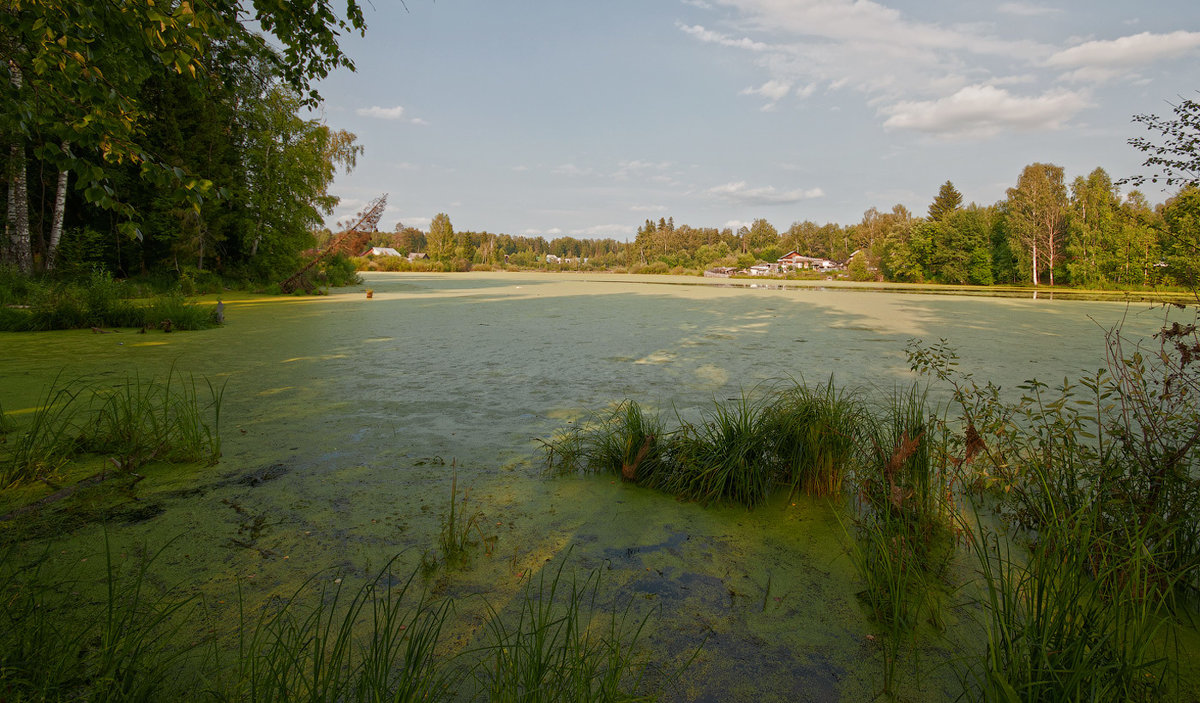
[225,557,455,703]
[764,380,863,499]
[665,394,777,507]
[1,375,85,488]
[1,372,223,488]
[0,537,200,702]
[473,557,658,702]
[438,470,494,570]
[543,400,667,486]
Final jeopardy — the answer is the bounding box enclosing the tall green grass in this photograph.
[544,400,668,486]
[667,394,776,506]
[545,385,870,508]
[474,558,660,702]
[0,269,220,331]
[1,376,86,488]
[909,334,1200,701]
[0,543,671,702]
[0,537,199,701]
[1,372,224,487]
[764,380,862,498]
[223,558,455,702]
[437,470,494,570]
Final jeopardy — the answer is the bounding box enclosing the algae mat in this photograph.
[0,272,1172,701]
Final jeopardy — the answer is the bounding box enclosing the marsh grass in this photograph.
[225,557,455,702]
[438,470,494,569]
[544,400,667,486]
[1,539,674,702]
[474,558,660,702]
[87,372,225,471]
[844,384,956,696]
[0,537,200,701]
[667,394,776,506]
[909,333,1200,701]
[0,270,219,332]
[1,372,224,489]
[0,398,14,435]
[959,490,1181,702]
[2,376,86,488]
[545,386,869,508]
[764,380,862,498]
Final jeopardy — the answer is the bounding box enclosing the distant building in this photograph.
[704,266,738,278]
[407,252,429,261]
[777,251,836,271]
[546,254,562,264]
[360,246,402,257]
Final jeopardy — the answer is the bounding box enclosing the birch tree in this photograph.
[1006,163,1068,286]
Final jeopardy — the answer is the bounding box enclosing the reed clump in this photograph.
[0,372,224,488]
[545,383,871,508]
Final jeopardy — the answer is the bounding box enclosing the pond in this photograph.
[0,272,1178,700]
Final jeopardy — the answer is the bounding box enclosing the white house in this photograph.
[360,246,402,257]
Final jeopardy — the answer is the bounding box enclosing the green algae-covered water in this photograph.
[0,272,1179,700]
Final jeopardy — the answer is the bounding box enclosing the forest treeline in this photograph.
[363,167,1199,290]
[3,4,1197,293]
[1,1,366,287]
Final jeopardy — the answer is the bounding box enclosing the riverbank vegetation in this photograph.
[0,541,668,702]
[543,312,1200,700]
[1,2,367,289]
[349,172,1200,293]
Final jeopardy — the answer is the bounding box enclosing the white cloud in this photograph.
[631,204,668,212]
[553,163,593,177]
[881,84,1092,138]
[399,216,431,229]
[356,105,428,124]
[1047,31,1200,70]
[356,105,407,120]
[708,181,825,205]
[724,219,753,230]
[613,160,671,180]
[997,2,1061,17]
[678,23,769,51]
[678,0,1102,139]
[741,79,791,102]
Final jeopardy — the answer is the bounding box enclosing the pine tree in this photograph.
[927,181,963,221]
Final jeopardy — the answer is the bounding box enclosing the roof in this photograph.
[361,246,402,257]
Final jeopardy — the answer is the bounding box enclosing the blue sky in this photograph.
[310,0,1200,239]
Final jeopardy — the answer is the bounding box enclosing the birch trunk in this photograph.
[46,141,70,270]
[6,63,29,272]
[6,143,30,272]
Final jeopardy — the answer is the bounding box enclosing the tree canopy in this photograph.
[1,0,367,277]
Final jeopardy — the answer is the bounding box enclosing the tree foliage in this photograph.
[1123,95,1200,189]
[0,0,367,273]
[927,181,963,222]
[1006,163,1068,286]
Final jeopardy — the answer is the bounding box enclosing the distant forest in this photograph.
[360,166,1198,290]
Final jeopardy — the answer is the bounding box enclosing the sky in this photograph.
[309,0,1200,240]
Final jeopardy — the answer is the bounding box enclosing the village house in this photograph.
[777,251,838,272]
[359,246,402,257]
